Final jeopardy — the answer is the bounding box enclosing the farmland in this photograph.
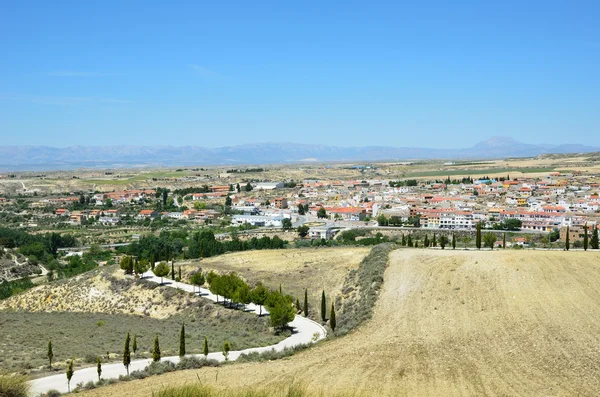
[80,249,600,397]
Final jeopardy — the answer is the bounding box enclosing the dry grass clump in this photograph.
[154,382,361,397]
[0,373,29,397]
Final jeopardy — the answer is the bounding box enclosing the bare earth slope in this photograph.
[81,249,600,397]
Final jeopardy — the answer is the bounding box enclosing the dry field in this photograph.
[82,249,600,397]
[180,247,370,316]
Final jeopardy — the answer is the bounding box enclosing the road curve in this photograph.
[28,270,327,396]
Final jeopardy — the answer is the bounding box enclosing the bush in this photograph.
[0,374,29,397]
[41,391,61,397]
[176,356,220,370]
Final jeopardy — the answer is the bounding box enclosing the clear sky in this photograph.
[1,1,598,148]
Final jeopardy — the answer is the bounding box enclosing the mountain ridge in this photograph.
[0,137,598,171]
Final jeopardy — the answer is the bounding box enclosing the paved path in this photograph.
[28,270,327,396]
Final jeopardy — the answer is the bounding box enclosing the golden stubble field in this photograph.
[81,249,600,397]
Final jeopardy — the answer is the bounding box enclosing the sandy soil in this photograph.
[81,249,600,397]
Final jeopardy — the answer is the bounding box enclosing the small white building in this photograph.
[231,215,283,227]
[309,226,335,240]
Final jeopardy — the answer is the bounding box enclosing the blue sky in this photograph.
[1,1,598,148]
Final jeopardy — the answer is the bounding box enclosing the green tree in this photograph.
[250,283,269,316]
[584,224,589,251]
[432,234,437,247]
[152,334,161,362]
[503,233,506,249]
[476,222,482,250]
[134,258,149,277]
[321,290,327,322]
[330,301,336,332]
[225,195,232,207]
[203,336,209,358]
[484,232,497,250]
[452,234,456,250]
[591,227,599,249]
[47,340,53,368]
[266,291,295,330]
[154,262,170,284]
[178,266,182,282]
[297,204,306,215]
[424,235,429,247]
[171,261,175,280]
[222,340,231,361]
[123,331,131,375]
[565,226,570,251]
[66,358,74,393]
[303,288,308,316]
[245,182,253,192]
[439,235,448,249]
[97,356,102,381]
[179,323,186,357]
[236,183,241,193]
[190,271,205,293]
[317,207,327,219]
[407,235,413,247]
[120,255,134,275]
[297,225,310,238]
[132,334,137,356]
[282,218,292,230]
[401,234,406,246]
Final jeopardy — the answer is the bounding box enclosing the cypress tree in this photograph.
[584,225,589,251]
[152,334,161,362]
[330,302,336,332]
[97,356,102,381]
[178,266,182,281]
[47,340,53,368]
[407,235,413,247]
[203,336,209,358]
[566,226,570,251]
[424,235,429,247]
[432,233,437,247]
[452,234,456,250]
[171,261,175,280]
[296,298,301,312]
[401,234,406,246]
[223,340,231,361]
[179,323,186,357]
[591,227,599,249]
[503,233,506,249]
[151,254,155,271]
[303,288,308,316]
[123,332,131,375]
[66,358,74,393]
[132,334,137,356]
[476,223,482,250]
[321,290,326,322]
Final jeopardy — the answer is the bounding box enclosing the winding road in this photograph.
[28,270,327,396]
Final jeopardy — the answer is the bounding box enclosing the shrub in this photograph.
[0,374,29,397]
[335,244,393,335]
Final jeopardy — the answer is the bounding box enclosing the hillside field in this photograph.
[81,249,600,397]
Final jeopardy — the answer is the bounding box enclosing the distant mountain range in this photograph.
[0,136,598,171]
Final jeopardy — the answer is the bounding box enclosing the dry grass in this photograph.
[180,247,370,320]
[81,249,600,397]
